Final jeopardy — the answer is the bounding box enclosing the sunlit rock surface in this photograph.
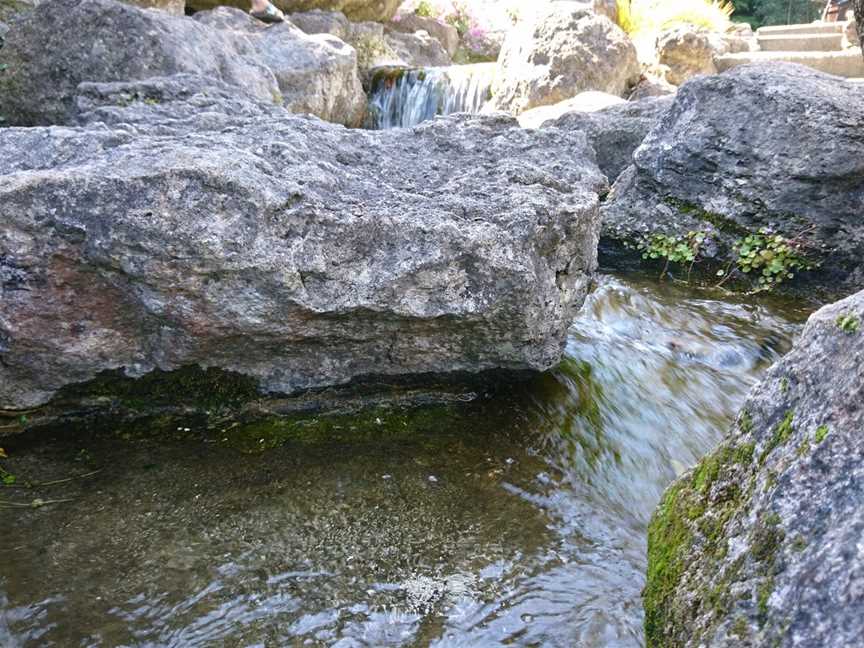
[0,74,606,410]
[490,2,640,114]
[0,0,367,127]
[645,288,864,647]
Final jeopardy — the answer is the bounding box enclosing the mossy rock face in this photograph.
[0,360,551,441]
[644,289,864,647]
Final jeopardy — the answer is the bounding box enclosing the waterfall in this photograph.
[367,63,497,130]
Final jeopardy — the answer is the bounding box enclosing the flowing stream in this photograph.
[0,274,808,647]
[367,63,496,129]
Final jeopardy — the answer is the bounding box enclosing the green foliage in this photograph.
[836,314,860,334]
[639,231,706,264]
[754,0,821,26]
[634,230,707,279]
[0,467,15,485]
[0,447,15,485]
[413,0,434,17]
[734,228,816,290]
[617,0,734,37]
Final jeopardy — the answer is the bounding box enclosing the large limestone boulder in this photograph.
[541,95,674,183]
[490,2,640,114]
[388,12,458,57]
[602,63,864,295]
[656,27,718,85]
[287,8,448,71]
[384,27,450,67]
[0,0,366,127]
[0,74,606,412]
[186,0,400,22]
[645,288,864,647]
[656,25,751,86]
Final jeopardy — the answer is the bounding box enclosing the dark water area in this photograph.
[0,274,808,647]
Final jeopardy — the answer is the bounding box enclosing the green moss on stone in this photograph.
[55,365,262,412]
[757,576,775,626]
[759,410,794,465]
[814,425,829,443]
[750,512,784,565]
[663,197,750,237]
[731,615,752,639]
[645,441,757,646]
[739,410,753,434]
[836,314,860,334]
[791,535,807,552]
[221,404,462,454]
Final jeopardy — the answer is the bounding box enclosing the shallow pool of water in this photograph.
[0,274,808,647]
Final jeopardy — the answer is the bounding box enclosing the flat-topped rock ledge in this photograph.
[0,75,606,417]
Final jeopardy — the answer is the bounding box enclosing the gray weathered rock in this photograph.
[0,74,606,411]
[286,8,448,71]
[195,7,367,124]
[287,10,394,72]
[123,0,184,13]
[187,0,400,22]
[490,2,640,114]
[542,95,673,183]
[602,63,864,294]
[0,0,366,127]
[388,12,459,57]
[384,27,451,67]
[644,288,864,647]
[656,26,718,85]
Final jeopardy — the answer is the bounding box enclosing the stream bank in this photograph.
[0,274,806,647]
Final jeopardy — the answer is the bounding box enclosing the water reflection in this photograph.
[0,274,806,647]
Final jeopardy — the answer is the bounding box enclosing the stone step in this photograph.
[715,48,864,78]
[756,22,846,37]
[757,33,845,52]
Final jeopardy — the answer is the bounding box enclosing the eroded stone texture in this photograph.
[0,74,606,410]
[645,289,864,647]
[0,0,366,126]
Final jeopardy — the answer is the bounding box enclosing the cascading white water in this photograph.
[367,63,497,129]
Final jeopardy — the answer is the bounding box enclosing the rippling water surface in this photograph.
[0,275,808,647]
